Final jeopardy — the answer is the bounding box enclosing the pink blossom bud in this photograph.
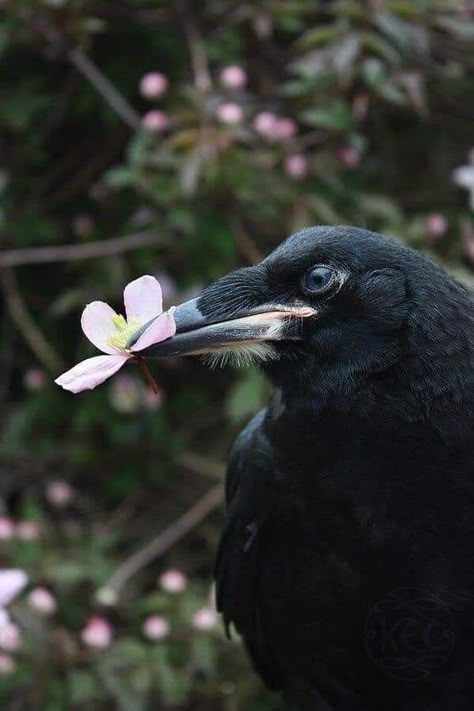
[143,387,164,411]
[158,569,188,594]
[143,615,170,640]
[81,616,113,649]
[0,518,14,541]
[139,72,168,100]
[192,607,217,631]
[0,623,21,652]
[253,111,277,137]
[23,368,47,392]
[216,102,243,125]
[338,145,361,169]
[141,110,169,133]
[46,481,74,507]
[273,117,297,141]
[16,521,41,541]
[28,588,57,616]
[219,65,247,90]
[0,653,15,675]
[72,214,95,238]
[424,214,448,239]
[284,154,308,180]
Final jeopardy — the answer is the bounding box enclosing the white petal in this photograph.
[123,275,163,323]
[81,302,119,355]
[452,166,474,189]
[55,355,129,393]
[133,310,176,351]
[0,570,28,608]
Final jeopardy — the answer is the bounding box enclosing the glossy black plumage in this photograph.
[203,227,474,710]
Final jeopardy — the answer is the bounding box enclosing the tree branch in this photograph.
[0,231,167,269]
[101,484,223,599]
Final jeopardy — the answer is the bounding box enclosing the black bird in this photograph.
[142,226,474,710]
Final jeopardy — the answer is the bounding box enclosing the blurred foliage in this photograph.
[0,0,473,708]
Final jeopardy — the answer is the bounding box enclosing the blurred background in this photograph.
[0,0,473,708]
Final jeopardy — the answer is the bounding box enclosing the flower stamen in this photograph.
[107,316,142,350]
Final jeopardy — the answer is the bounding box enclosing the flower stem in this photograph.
[135,356,160,394]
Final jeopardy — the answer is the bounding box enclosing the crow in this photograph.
[143,226,474,710]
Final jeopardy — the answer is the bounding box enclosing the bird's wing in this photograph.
[214,408,283,690]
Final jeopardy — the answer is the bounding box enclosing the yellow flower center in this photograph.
[106,314,142,350]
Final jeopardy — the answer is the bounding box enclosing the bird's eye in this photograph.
[304,265,336,294]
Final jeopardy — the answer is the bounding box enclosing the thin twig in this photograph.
[176,452,225,480]
[102,484,223,597]
[0,270,64,372]
[69,47,141,130]
[175,0,212,93]
[230,213,263,264]
[0,231,167,269]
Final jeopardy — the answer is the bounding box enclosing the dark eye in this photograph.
[304,265,336,294]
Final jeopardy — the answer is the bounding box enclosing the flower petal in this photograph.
[0,570,28,609]
[81,302,119,354]
[133,310,176,351]
[55,355,129,393]
[123,275,163,323]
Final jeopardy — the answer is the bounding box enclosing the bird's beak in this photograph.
[134,297,316,359]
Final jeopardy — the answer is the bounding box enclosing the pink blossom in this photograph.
[141,110,169,133]
[0,570,28,614]
[143,386,164,410]
[158,569,188,594]
[0,623,21,652]
[143,615,170,640]
[192,607,217,631]
[284,154,308,180]
[272,117,297,141]
[55,275,176,394]
[0,518,14,541]
[219,65,247,90]
[139,72,168,100]
[109,374,145,414]
[253,111,277,137]
[453,160,474,210]
[28,588,57,616]
[216,102,243,125]
[23,368,47,391]
[81,616,113,649]
[0,653,15,675]
[16,521,41,541]
[425,214,448,239]
[338,145,361,169]
[46,481,74,507]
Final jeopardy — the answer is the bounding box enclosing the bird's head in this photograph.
[141,226,471,410]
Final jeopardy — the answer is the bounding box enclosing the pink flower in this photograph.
[141,110,169,133]
[158,569,188,594]
[219,65,247,90]
[425,214,448,239]
[28,588,57,616]
[16,521,41,541]
[143,385,164,410]
[23,368,46,391]
[55,275,176,394]
[192,607,217,631]
[0,624,21,652]
[143,615,170,640]
[81,616,113,649]
[0,570,28,627]
[216,102,243,125]
[338,145,361,169]
[0,518,14,541]
[284,154,308,180]
[139,72,168,100]
[0,653,15,675]
[109,374,145,414]
[453,160,474,210]
[253,111,277,137]
[272,117,297,141]
[46,481,74,507]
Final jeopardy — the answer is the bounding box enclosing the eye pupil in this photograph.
[305,266,335,293]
